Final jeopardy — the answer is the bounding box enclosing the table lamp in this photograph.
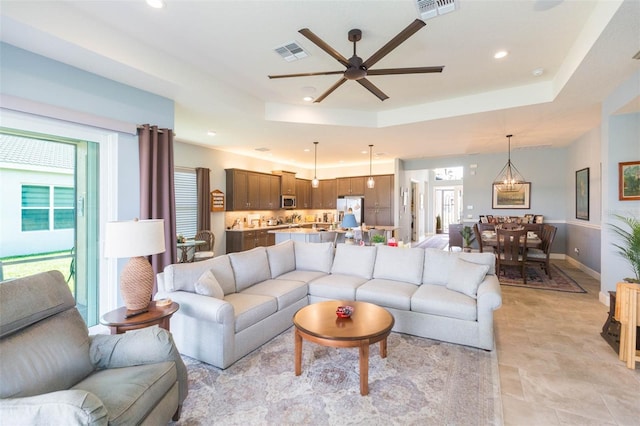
[341,213,359,245]
[104,218,166,311]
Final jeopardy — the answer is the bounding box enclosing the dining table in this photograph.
[481,232,542,249]
[176,239,206,263]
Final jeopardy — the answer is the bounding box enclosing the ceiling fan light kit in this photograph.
[268,19,444,102]
[493,134,526,193]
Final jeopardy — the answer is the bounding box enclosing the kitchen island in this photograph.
[269,225,399,245]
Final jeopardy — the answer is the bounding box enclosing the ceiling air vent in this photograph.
[274,41,309,62]
[416,0,457,20]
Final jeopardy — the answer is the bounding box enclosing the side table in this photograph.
[100,301,179,334]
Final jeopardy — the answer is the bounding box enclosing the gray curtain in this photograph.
[138,124,177,294]
[196,167,211,231]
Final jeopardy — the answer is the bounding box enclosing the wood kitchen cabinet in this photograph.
[364,174,394,226]
[296,179,311,209]
[259,174,280,210]
[226,229,275,253]
[311,179,337,209]
[274,171,296,195]
[226,169,260,211]
[336,176,365,196]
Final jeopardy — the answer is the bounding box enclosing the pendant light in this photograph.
[493,134,526,192]
[366,144,375,189]
[311,141,319,188]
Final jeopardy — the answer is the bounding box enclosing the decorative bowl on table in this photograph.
[336,305,354,318]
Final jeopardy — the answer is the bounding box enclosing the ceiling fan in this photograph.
[268,19,444,103]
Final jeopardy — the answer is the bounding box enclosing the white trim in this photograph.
[0,94,136,135]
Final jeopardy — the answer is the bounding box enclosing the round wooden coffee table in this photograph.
[293,300,394,395]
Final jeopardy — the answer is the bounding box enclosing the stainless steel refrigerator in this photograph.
[337,196,364,225]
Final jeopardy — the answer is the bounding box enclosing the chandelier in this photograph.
[493,134,526,192]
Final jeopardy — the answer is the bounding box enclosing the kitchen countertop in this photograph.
[226,224,300,232]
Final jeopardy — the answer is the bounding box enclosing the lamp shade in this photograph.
[341,214,358,229]
[104,219,166,258]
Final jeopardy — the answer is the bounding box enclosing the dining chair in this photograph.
[526,224,556,278]
[193,230,215,261]
[447,224,463,252]
[473,223,493,254]
[495,228,528,283]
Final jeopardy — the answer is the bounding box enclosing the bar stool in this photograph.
[615,282,640,369]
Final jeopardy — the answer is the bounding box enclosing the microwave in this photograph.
[281,195,296,209]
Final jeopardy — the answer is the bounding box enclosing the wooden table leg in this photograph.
[380,337,388,358]
[295,328,302,376]
[359,341,369,395]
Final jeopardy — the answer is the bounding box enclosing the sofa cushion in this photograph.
[422,249,458,285]
[459,251,496,275]
[331,244,377,279]
[194,270,224,299]
[276,270,328,283]
[411,284,477,321]
[373,246,424,285]
[240,279,308,311]
[266,240,296,278]
[356,279,419,310]
[163,256,236,295]
[224,293,277,333]
[229,247,271,292]
[308,274,369,301]
[294,241,334,273]
[73,362,176,425]
[446,258,490,298]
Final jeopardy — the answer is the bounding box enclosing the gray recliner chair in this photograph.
[0,270,188,425]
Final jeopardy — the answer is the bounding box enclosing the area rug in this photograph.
[498,263,586,293]
[174,329,503,425]
[413,234,449,250]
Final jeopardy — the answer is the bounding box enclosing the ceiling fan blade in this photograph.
[363,19,426,70]
[314,78,347,103]
[357,78,389,101]
[299,28,350,68]
[367,66,444,76]
[268,70,345,79]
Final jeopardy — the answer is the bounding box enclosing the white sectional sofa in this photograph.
[156,240,501,369]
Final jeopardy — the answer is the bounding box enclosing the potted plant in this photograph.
[460,225,475,252]
[370,234,386,245]
[436,215,442,234]
[610,213,640,283]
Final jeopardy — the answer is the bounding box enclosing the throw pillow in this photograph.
[194,270,224,299]
[446,258,490,298]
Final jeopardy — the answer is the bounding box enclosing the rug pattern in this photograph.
[498,263,586,293]
[175,329,502,425]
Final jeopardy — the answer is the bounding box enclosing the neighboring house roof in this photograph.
[0,134,74,170]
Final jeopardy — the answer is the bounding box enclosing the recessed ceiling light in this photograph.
[146,0,165,9]
[255,147,270,152]
[532,68,544,77]
[360,150,368,154]
[494,50,508,59]
[207,130,216,137]
[303,96,314,102]
[303,148,310,152]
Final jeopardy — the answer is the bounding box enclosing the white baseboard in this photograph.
[562,256,606,306]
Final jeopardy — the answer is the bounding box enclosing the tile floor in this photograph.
[494,260,640,425]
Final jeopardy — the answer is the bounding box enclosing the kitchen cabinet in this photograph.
[364,174,394,226]
[226,169,260,211]
[259,174,280,210]
[311,179,337,209]
[296,179,311,209]
[226,229,275,253]
[275,171,296,195]
[337,176,365,196]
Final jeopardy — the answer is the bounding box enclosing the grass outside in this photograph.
[1,250,75,293]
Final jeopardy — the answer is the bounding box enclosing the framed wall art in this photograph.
[575,168,589,220]
[492,183,531,209]
[619,161,640,201]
